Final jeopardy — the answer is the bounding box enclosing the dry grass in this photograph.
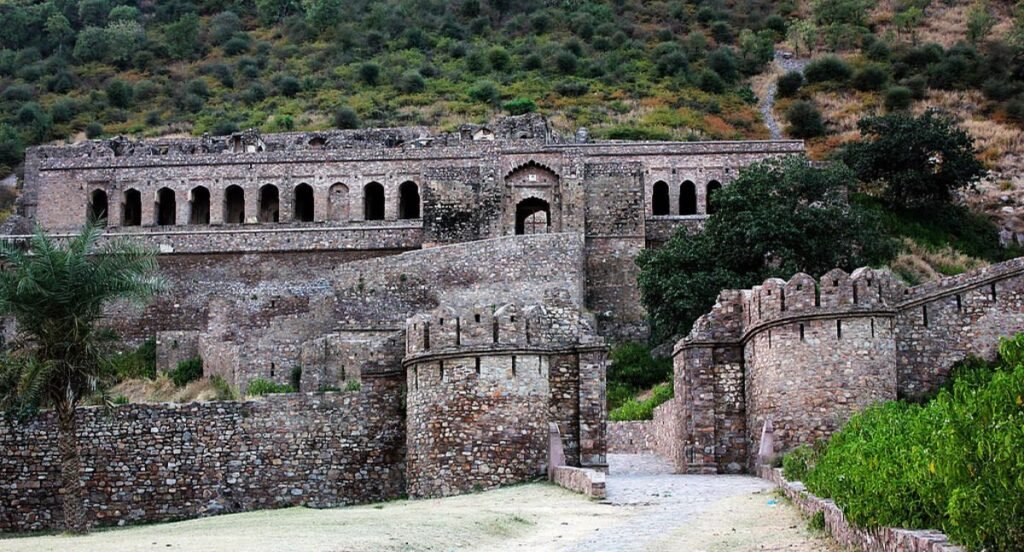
[869,0,1015,48]
[889,238,988,285]
[110,376,228,404]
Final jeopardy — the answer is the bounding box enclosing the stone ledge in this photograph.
[758,467,965,552]
[550,466,606,500]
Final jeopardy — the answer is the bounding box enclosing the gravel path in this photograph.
[760,52,811,139]
[563,454,781,552]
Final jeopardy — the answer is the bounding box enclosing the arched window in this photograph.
[398,181,420,219]
[652,181,669,216]
[294,183,314,222]
[364,182,385,221]
[189,186,210,225]
[224,185,245,224]
[156,188,176,226]
[329,183,349,222]
[88,189,108,225]
[515,197,550,235]
[680,180,697,215]
[122,189,141,226]
[258,185,279,223]
[706,180,722,215]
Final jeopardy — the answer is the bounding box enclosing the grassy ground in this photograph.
[0,482,837,552]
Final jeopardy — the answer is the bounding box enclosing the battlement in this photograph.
[405,302,603,360]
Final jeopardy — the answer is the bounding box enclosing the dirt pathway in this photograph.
[0,455,837,551]
[759,52,811,139]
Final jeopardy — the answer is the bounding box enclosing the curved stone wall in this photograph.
[404,304,608,498]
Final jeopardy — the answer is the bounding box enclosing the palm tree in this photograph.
[0,221,163,534]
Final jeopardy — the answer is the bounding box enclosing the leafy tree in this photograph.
[707,47,738,82]
[73,26,110,63]
[785,100,825,138]
[256,0,302,25]
[209,11,242,45]
[398,70,425,93]
[165,13,200,60]
[553,49,578,75]
[105,20,144,67]
[44,14,74,55]
[486,46,510,72]
[851,64,889,91]
[304,0,343,34]
[468,80,500,104]
[107,6,140,24]
[17,102,52,142]
[804,55,852,83]
[842,111,988,209]
[278,75,301,97]
[78,0,111,28]
[0,223,164,533]
[966,0,995,44]
[0,124,23,172]
[637,156,894,341]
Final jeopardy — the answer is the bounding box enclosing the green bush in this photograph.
[804,55,852,84]
[781,444,817,481]
[851,65,889,91]
[210,375,237,400]
[334,106,360,129]
[777,71,804,97]
[608,382,673,421]
[502,98,537,115]
[785,100,825,138]
[468,80,500,104]
[803,334,1024,551]
[85,122,104,139]
[344,379,361,392]
[398,70,426,93]
[104,338,157,381]
[609,343,672,390]
[247,378,295,396]
[169,357,203,387]
[884,86,913,111]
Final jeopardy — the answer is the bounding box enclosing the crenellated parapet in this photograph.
[669,256,1024,476]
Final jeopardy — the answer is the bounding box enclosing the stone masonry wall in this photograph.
[0,377,405,533]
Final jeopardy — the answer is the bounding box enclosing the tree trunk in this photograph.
[55,402,87,534]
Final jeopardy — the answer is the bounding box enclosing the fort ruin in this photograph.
[6,114,1019,533]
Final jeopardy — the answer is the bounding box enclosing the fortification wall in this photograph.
[672,258,1024,473]
[404,304,607,498]
[0,378,405,533]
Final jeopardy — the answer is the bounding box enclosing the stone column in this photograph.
[577,348,607,470]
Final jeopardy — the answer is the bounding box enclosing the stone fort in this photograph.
[4,114,1021,532]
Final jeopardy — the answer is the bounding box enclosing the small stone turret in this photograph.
[404,302,608,498]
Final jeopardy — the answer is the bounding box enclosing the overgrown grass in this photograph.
[606,342,673,414]
[792,334,1024,551]
[247,378,295,397]
[608,381,673,421]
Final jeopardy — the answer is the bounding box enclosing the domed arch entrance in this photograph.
[515,198,550,235]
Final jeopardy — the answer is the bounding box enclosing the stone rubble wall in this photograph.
[606,398,681,465]
[759,467,966,552]
[0,378,406,533]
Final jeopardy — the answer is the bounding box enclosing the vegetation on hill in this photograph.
[782,334,1024,551]
[0,0,801,177]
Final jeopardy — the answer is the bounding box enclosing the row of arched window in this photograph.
[651,180,722,217]
[87,181,422,226]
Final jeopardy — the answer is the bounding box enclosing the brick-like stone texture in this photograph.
[666,260,1024,474]
[0,377,405,533]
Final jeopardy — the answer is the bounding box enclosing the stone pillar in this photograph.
[578,349,607,469]
[141,186,156,226]
[244,183,258,224]
[209,186,224,225]
[678,345,718,473]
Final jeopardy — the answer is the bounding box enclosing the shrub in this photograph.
[50,99,78,124]
[278,75,301,97]
[781,445,817,481]
[776,71,804,97]
[169,357,203,387]
[2,84,34,102]
[85,122,104,139]
[803,334,1024,551]
[104,338,156,381]
[468,80,500,104]
[211,120,239,136]
[1006,98,1024,123]
[210,375,237,400]
[901,74,928,99]
[186,79,210,98]
[359,63,380,85]
[697,69,725,94]
[609,343,672,390]
[608,382,673,421]
[553,50,578,75]
[344,379,361,392]
[785,100,825,138]
[502,98,537,115]
[247,378,294,396]
[334,106,360,129]
[804,55,852,84]
[555,80,589,97]
[486,46,510,71]
[105,79,134,108]
[851,64,889,91]
[223,35,251,56]
[398,70,426,93]
[884,86,913,111]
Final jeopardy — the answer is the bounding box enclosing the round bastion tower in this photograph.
[404,303,608,498]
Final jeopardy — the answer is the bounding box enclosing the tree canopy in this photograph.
[841,111,988,209]
[637,156,896,342]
